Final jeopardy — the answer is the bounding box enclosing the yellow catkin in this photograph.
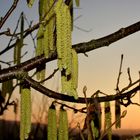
[58,107,68,140]
[20,85,31,140]
[48,17,54,51]
[47,0,55,51]
[36,63,46,81]
[42,0,49,57]
[55,0,78,99]
[27,0,35,8]
[62,4,72,75]
[104,102,112,140]
[90,120,99,139]
[36,24,44,56]
[69,0,73,30]
[71,49,78,89]
[75,0,80,7]
[55,1,63,70]
[47,104,57,140]
[61,75,67,93]
[2,79,13,98]
[43,25,50,58]
[43,0,55,58]
[14,39,21,64]
[14,13,24,65]
[38,0,44,20]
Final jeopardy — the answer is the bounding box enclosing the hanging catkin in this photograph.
[104,101,112,140]
[27,0,35,8]
[1,79,13,101]
[20,83,31,140]
[58,106,68,140]
[75,0,80,7]
[47,103,57,140]
[55,0,78,99]
[14,13,24,65]
[36,0,55,81]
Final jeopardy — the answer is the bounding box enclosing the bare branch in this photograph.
[0,0,19,29]
[1,21,140,82]
[24,75,140,104]
[40,68,59,83]
[116,54,123,92]
[127,67,132,85]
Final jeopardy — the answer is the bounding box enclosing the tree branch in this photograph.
[0,0,19,29]
[24,76,140,104]
[0,21,140,82]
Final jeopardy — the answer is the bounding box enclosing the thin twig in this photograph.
[127,67,132,85]
[99,110,127,140]
[23,14,36,49]
[77,123,85,140]
[120,78,140,94]
[40,68,59,83]
[74,25,92,32]
[6,13,22,49]
[116,54,123,92]
[83,86,94,140]
[54,100,87,113]
[131,102,140,107]
[0,29,10,36]
[0,60,11,66]
[0,0,19,29]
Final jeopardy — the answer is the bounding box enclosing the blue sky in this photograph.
[1,0,140,129]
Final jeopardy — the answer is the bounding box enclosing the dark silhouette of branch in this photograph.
[40,68,59,83]
[0,29,10,36]
[116,54,123,92]
[0,0,19,29]
[1,21,140,82]
[23,75,140,104]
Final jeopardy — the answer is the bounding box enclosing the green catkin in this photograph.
[41,0,49,56]
[43,0,55,58]
[27,0,35,8]
[55,0,78,99]
[36,63,46,81]
[71,49,78,89]
[104,102,112,140]
[47,0,55,51]
[75,0,80,7]
[47,17,54,52]
[36,24,44,56]
[43,25,50,58]
[39,0,47,20]
[38,0,44,20]
[115,100,121,128]
[69,0,73,30]
[36,23,45,81]
[55,1,64,70]
[58,106,68,140]
[47,104,57,140]
[20,84,31,140]
[14,13,24,65]
[90,120,99,139]
[1,79,13,98]
[19,12,24,64]
[64,5,72,76]
[14,38,21,64]
[61,74,68,93]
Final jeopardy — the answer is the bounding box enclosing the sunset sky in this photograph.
[1,0,140,130]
